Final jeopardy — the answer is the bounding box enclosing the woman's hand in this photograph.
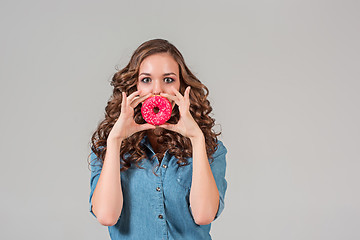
[108,90,156,141]
[158,86,203,140]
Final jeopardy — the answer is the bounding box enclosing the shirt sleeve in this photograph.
[89,150,103,219]
[210,140,228,221]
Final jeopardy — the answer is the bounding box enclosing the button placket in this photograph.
[156,163,165,223]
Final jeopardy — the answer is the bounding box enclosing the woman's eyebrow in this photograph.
[139,72,177,76]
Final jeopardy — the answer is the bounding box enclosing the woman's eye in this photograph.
[140,77,174,83]
[141,78,151,83]
[164,77,174,83]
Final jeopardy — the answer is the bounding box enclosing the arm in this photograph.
[91,137,124,226]
[189,133,220,225]
[90,90,155,226]
[158,87,222,225]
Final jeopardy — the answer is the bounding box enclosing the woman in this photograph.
[88,39,228,239]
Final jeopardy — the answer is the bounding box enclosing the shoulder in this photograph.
[89,146,105,172]
[208,139,227,168]
[90,145,105,160]
[212,139,228,159]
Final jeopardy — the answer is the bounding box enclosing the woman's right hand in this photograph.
[108,90,155,141]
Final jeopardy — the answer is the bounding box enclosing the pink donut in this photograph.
[141,95,172,125]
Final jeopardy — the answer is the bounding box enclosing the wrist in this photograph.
[107,135,125,144]
[189,131,205,142]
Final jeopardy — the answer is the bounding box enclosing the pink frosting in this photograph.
[141,95,172,125]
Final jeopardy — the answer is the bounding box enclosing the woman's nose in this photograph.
[153,80,163,95]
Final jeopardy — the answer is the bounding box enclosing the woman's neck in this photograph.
[146,128,164,153]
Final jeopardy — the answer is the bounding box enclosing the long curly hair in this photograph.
[87,38,221,174]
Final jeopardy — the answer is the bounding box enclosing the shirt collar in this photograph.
[140,134,170,158]
[140,134,154,153]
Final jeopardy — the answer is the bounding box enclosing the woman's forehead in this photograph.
[139,53,179,73]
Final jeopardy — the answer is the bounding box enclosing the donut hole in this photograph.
[153,106,160,114]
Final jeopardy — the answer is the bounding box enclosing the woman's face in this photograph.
[137,53,181,106]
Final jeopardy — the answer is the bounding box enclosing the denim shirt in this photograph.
[89,135,228,240]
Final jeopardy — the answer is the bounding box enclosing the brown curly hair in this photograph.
[87,38,222,174]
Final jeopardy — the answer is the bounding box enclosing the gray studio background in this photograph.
[1,0,359,239]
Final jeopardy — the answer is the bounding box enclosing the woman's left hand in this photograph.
[158,86,203,140]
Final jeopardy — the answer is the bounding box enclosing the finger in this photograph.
[130,93,152,108]
[171,86,184,100]
[127,90,142,103]
[184,86,191,101]
[159,93,180,106]
[121,92,127,107]
[159,93,176,101]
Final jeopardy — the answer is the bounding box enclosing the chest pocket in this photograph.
[176,160,193,190]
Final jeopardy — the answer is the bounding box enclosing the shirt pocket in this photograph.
[176,162,193,190]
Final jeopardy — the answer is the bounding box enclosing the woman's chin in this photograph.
[154,127,164,135]
[147,127,162,133]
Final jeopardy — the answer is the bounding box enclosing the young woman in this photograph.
[88,39,228,239]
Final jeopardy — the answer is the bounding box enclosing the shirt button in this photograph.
[156,187,161,191]
[158,214,163,219]
[162,164,167,168]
